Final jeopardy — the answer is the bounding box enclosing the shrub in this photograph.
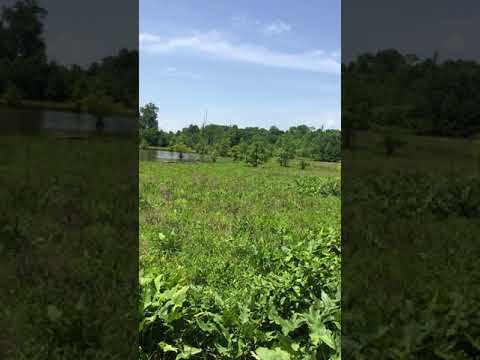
[299,159,310,170]
[246,142,270,167]
[3,83,23,107]
[294,176,340,197]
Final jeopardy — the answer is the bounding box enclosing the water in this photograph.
[0,107,136,135]
[139,149,206,162]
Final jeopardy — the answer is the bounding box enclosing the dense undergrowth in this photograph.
[139,161,341,359]
[0,136,138,359]
[343,170,480,358]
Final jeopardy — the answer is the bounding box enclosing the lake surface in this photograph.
[0,107,136,135]
[140,149,206,162]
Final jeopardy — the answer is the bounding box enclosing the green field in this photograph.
[343,130,480,358]
[139,159,341,359]
[0,136,137,359]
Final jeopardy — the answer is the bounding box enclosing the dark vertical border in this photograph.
[0,1,138,358]
[342,1,480,358]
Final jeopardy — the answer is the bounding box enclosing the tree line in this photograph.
[139,103,341,166]
[0,0,138,112]
[343,49,480,138]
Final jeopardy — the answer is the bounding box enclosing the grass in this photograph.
[139,159,341,359]
[343,129,480,358]
[0,135,137,359]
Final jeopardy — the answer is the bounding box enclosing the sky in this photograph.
[140,0,340,132]
[343,0,480,62]
[40,0,138,66]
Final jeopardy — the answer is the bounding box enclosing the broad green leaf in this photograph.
[310,324,336,350]
[171,286,189,306]
[253,347,291,360]
[176,345,202,359]
[159,342,178,353]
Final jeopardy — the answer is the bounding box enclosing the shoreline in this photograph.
[0,99,137,118]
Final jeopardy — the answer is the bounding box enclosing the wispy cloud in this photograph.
[263,21,291,35]
[140,31,340,74]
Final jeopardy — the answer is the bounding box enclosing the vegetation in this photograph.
[139,103,341,165]
[1,136,137,359]
[343,49,480,137]
[0,0,138,112]
[299,159,310,170]
[139,159,341,359]
[170,143,192,161]
[246,141,271,167]
[342,48,480,357]
[342,129,480,358]
[277,142,295,167]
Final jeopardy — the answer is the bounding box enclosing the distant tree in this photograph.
[141,128,159,146]
[158,130,172,147]
[311,129,341,162]
[139,103,159,145]
[45,62,68,101]
[268,125,283,144]
[0,1,48,99]
[1,0,47,60]
[277,141,295,167]
[196,138,209,155]
[216,138,230,157]
[210,148,218,163]
[139,103,159,131]
[246,141,269,167]
[229,144,242,161]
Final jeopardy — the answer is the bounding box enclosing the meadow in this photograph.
[343,130,480,358]
[139,158,341,359]
[0,135,138,359]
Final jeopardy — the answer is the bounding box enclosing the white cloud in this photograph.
[140,31,340,74]
[263,21,291,35]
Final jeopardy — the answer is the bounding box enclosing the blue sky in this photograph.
[140,0,340,131]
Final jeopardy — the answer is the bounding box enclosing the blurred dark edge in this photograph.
[0,1,138,359]
[342,0,480,358]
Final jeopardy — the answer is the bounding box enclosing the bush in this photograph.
[3,83,23,107]
[246,142,269,167]
[211,152,217,163]
[140,128,159,146]
[294,176,341,197]
[299,159,310,170]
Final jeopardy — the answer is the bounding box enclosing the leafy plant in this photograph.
[139,160,340,359]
